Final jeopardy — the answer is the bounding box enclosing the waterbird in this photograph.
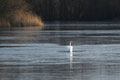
[66,41,73,56]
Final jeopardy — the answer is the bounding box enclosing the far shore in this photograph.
[43,21,120,30]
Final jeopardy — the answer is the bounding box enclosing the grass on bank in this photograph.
[10,10,44,27]
[0,10,44,27]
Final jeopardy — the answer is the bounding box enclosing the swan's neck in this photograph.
[70,42,72,46]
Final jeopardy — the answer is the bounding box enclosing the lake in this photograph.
[0,23,120,80]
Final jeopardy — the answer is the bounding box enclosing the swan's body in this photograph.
[66,46,73,52]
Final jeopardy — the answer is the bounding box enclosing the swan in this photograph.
[66,41,73,56]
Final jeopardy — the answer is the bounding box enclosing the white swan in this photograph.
[66,41,73,56]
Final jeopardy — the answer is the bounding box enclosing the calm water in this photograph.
[0,24,120,80]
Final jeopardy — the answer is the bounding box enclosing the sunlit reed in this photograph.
[0,10,44,27]
[10,10,44,27]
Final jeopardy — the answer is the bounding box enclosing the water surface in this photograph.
[0,24,120,80]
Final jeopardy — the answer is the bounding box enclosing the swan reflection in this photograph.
[70,51,73,69]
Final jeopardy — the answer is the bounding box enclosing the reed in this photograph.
[0,10,44,27]
[0,19,10,27]
[10,10,44,27]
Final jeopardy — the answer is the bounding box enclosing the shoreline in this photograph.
[43,22,120,30]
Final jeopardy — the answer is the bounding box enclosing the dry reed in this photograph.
[0,19,10,27]
[0,10,44,27]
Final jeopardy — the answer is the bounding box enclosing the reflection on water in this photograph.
[70,56,73,69]
[0,24,120,80]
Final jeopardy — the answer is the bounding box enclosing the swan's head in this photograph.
[70,41,72,46]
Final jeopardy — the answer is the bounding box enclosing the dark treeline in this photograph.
[28,0,120,21]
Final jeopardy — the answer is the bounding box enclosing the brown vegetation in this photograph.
[0,0,44,27]
[0,19,10,27]
[10,10,44,27]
